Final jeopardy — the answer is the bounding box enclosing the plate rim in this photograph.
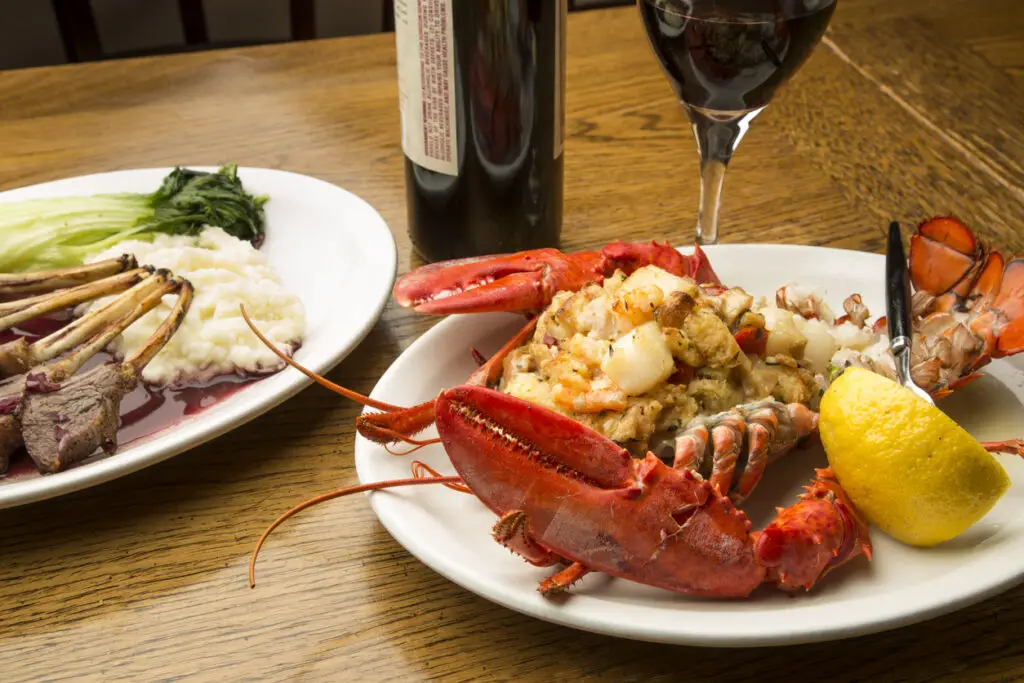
[0,166,397,509]
[355,243,1024,647]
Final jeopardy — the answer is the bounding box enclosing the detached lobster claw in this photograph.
[394,241,720,315]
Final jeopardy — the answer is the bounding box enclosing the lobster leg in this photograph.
[356,317,539,444]
[981,440,1024,457]
[538,562,591,595]
[493,510,561,566]
[355,400,439,446]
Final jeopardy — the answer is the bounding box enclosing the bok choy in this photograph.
[0,164,267,272]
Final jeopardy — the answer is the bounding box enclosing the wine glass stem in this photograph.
[687,106,763,246]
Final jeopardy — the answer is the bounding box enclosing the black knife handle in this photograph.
[886,221,913,344]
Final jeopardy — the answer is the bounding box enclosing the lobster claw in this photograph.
[435,385,766,597]
[394,249,606,315]
[755,468,872,591]
[393,242,721,315]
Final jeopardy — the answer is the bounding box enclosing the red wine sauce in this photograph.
[1,317,262,480]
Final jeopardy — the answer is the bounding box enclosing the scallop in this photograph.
[761,307,807,358]
[601,321,675,396]
[801,319,838,374]
[619,265,697,298]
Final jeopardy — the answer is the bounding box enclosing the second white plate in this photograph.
[0,166,396,508]
[354,244,1024,647]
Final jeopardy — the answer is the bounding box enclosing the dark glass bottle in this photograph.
[394,0,566,262]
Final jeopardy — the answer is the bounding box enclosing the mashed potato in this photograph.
[87,228,305,386]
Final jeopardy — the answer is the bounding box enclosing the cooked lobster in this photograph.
[245,218,1022,597]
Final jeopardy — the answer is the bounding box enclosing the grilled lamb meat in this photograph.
[20,364,129,473]
[0,415,22,473]
[0,378,26,472]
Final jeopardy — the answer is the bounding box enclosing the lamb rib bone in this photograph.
[0,269,174,380]
[0,266,152,321]
[0,256,138,298]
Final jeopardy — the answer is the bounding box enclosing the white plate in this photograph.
[355,244,1024,647]
[0,167,396,508]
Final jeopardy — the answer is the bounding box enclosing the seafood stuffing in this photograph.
[497,265,884,454]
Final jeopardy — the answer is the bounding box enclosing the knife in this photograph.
[886,221,934,404]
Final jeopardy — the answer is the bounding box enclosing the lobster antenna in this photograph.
[249,474,464,588]
[240,304,402,412]
[411,460,472,494]
[385,438,442,456]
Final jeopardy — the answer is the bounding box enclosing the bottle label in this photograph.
[395,0,459,176]
[554,0,567,160]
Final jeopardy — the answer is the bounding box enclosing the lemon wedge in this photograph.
[819,367,1010,546]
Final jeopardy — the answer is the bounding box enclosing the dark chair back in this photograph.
[569,0,635,9]
[52,0,319,63]
[53,0,631,63]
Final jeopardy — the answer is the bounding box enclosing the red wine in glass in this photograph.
[638,0,836,244]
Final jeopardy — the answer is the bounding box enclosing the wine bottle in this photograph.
[394,0,567,262]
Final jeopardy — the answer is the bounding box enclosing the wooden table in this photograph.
[2,2,1024,680]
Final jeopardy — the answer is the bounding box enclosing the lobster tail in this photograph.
[672,400,820,504]
[909,217,985,298]
[904,218,1024,394]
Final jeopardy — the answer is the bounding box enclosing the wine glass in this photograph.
[638,0,836,244]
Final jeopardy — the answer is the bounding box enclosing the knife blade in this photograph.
[886,221,933,403]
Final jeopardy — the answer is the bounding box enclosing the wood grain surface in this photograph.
[2,2,1024,681]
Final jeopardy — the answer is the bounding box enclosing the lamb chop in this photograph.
[1,257,145,470]
[0,260,193,474]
